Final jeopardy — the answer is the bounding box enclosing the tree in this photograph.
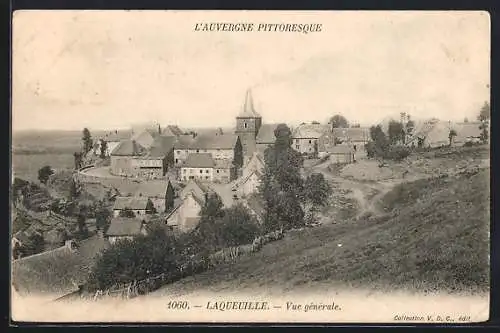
[165,181,175,213]
[406,116,415,140]
[69,178,80,200]
[99,139,108,159]
[329,115,349,129]
[37,165,54,185]
[96,206,111,232]
[146,199,157,215]
[197,192,225,252]
[448,129,457,146]
[388,120,404,144]
[73,152,83,170]
[368,125,388,158]
[259,123,305,232]
[478,101,490,144]
[76,213,89,239]
[82,128,93,155]
[19,232,45,257]
[219,204,260,247]
[87,225,179,291]
[119,207,136,218]
[304,173,332,224]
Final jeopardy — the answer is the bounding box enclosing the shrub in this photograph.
[383,145,411,161]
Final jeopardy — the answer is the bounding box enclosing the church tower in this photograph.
[235,89,262,159]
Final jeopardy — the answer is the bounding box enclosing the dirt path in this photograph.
[307,157,402,219]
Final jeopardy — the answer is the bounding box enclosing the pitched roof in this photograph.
[173,135,196,149]
[183,153,216,168]
[332,127,370,142]
[162,125,184,137]
[238,89,261,118]
[454,122,482,142]
[190,134,239,150]
[292,123,330,139]
[243,151,265,170]
[234,169,262,189]
[106,217,144,237]
[110,140,147,156]
[256,124,280,144]
[112,196,149,210]
[12,235,109,297]
[144,135,177,158]
[101,130,132,142]
[180,179,210,203]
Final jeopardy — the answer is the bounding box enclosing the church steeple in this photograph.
[238,88,261,118]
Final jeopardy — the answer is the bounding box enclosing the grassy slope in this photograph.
[153,168,489,296]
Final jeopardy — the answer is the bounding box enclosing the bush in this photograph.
[219,204,261,247]
[383,145,411,161]
[86,225,180,291]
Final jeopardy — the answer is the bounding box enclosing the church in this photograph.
[235,89,278,163]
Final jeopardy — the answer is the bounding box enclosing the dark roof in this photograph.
[256,124,280,144]
[180,179,210,203]
[190,134,239,150]
[113,196,149,210]
[173,135,196,149]
[162,125,184,137]
[144,135,177,158]
[237,89,261,118]
[110,140,147,156]
[183,153,216,168]
[12,236,109,297]
[106,217,144,237]
[332,128,370,142]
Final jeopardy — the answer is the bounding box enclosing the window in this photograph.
[244,122,248,129]
[205,176,209,180]
[206,170,209,173]
[183,169,186,173]
[296,139,299,144]
[176,159,179,164]
[217,170,220,173]
[176,150,181,154]
[196,149,199,153]
[309,140,312,144]
[200,170,203,174]
[296,145,300,150]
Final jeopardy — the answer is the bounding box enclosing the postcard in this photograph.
[11,10,490,323]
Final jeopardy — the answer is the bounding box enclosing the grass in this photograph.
[152,168,489,296]
[12,153,75,182]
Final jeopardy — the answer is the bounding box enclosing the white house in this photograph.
[165,192,204,233]
[292,123,330,155]
[180,153,215,182]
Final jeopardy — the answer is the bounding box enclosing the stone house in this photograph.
[134,135,176,179]
[186,134,243,169]
[213,159,236,184]
[173,135,197,166]
[332,127,370,158]
[112,196,152,217]
[180,153,216,182]
[165,190,206,233]
[232,169,262,198]
[110,140,147,177]
[292,123,330,155]
[329,145,356,164]
[105,217,147,244]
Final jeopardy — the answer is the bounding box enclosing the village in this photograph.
[11,88,489,302]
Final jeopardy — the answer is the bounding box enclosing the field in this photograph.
[12,153,75,182]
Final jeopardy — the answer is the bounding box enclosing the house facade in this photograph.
[233,169,262,198]
[329,145,356,164]
[165,192,204,233]
[110,140,147,177]
[292,123,330,155]
[112,196,151,217]
[106,217,147,244]
[180,153,216,182]
[332,127,370,158]
[213,159,236,184]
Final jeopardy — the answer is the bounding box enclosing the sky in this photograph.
[12,10,490,131]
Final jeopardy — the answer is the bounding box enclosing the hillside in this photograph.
[149,167,489,297]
